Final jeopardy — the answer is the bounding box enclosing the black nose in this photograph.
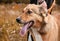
[16,18,21,23]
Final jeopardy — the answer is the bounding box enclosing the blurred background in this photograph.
[0,0,60,4]
[0,0,60,41]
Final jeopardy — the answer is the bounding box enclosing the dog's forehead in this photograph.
[23,4,39,11]
[23,4,48,14]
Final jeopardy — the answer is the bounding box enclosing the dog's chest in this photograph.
[28,28,43,41]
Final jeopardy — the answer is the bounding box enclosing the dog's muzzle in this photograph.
[16,17,34,36]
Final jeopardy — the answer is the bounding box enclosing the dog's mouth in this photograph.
[20,21,34,36]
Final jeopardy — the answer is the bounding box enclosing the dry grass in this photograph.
[0,3,27,41]
[0,3,60,41]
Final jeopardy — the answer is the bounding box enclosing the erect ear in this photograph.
[48,0,55,14]
[38,6,48,16]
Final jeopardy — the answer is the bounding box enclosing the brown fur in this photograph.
[53,14,60,41]
[48,0,55,14]
[17,4,58,41]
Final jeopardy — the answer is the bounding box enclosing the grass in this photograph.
[0,3,27,41]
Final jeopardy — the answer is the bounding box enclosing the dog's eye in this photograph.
[39,13,43,16]
[22,10,24,13]
[27,10,32,14]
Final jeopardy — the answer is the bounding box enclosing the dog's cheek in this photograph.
[33,20,42,28]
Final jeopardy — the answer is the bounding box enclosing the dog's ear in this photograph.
[38,6,48,16]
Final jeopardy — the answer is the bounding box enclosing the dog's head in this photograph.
[16,4,49,36]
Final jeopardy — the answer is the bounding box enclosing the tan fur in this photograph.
[53,14,60,41]
[48,0,55,14]
[39,14,58,41]
[17,4,58,41]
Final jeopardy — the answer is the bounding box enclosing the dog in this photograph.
[16,4,58,41]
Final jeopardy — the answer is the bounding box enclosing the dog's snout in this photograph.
[16,18,21,23]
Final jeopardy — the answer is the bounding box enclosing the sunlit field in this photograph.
[0,3,60,41]
[0,3,27,41]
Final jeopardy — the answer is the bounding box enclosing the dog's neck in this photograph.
[28,28,43,41]
[28,15,58,41]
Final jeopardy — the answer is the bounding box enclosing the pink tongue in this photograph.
[20,22,32,36]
